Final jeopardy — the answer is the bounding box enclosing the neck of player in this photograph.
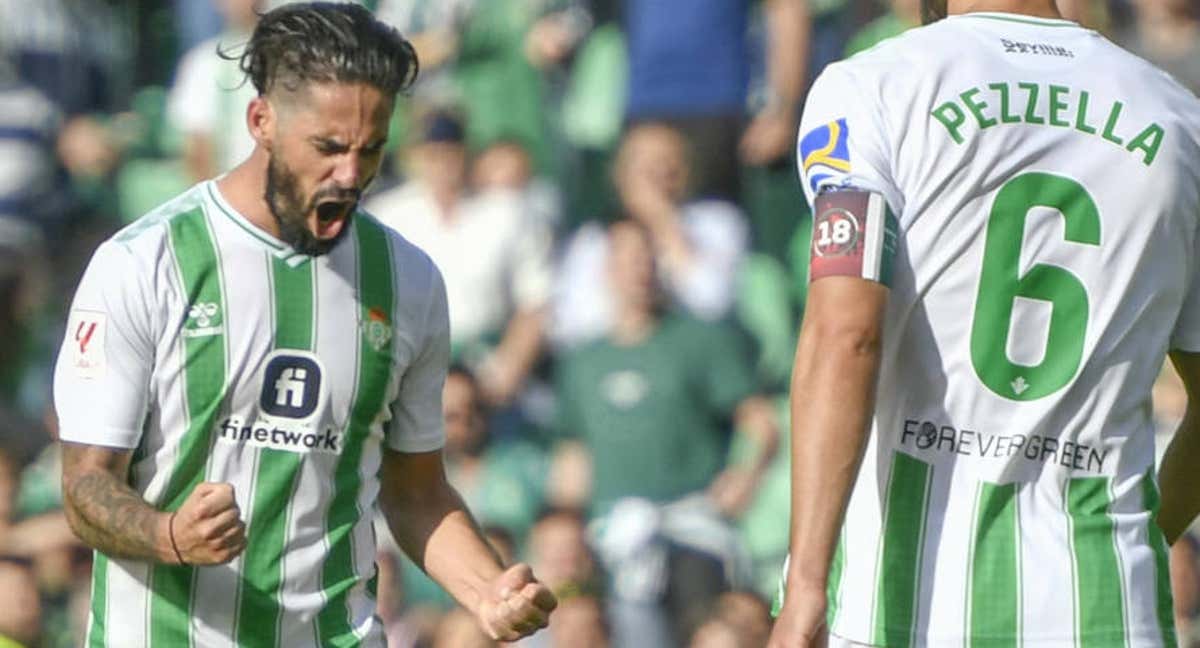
[216,148,282,240]
[948,0,1063,19]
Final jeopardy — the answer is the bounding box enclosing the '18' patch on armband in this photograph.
[809,189,898,286]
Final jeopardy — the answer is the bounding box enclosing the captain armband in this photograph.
[808,188,899,286]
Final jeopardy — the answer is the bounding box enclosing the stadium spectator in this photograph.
[555,219,777,646]
[0,559,41,647]
[705,590,773,647]
[552,123,749,346]
[0,0,129,119]
[471,136,563,231]
[542,594,611,648]
[689,618,745,648]
[368,110,554,406]
[172,0,225,56]
[622,0,809,200]
[0,64,63,247]
[0,0,127,243]
[1,410,89,648]
[1115,0,1200,94]
[442,366,548,541]
[843,0,921,56]
[431,607,497,648]
[167,0,263,181]
[377,0,590,174]
[526,507,599,597]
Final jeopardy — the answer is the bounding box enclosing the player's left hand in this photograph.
[740,108,796,166]
[477,563,557,641]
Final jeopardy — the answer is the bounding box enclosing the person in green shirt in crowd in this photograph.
[556,219,778,517]
[555,219,778,647]
[843,0,922,56]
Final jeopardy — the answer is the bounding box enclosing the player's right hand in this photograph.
[169,482,246,565]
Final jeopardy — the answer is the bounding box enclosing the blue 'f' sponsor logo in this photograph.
[799,118,851,193]
[261,353,322,419]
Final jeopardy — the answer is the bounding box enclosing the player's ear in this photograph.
[247,96,275,151]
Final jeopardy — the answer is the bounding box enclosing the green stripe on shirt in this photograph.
[318,217,395,645]
[87,552,108,648]
[236,256,315,647]
[874,452,932,648]
[1068,476,1127,647]
[970,482,1021,647]
[1142,471,1178,648]
[149,206,229,647]
[827,530,846,629]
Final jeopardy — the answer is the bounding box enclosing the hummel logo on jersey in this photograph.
[1000,38,1074,58]
[183,302,222,338]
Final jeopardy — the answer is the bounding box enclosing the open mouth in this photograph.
[314,200,354,239]
[316,200,349,223]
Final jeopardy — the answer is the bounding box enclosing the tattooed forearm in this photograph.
[61,442,169,563]
[64,472,165,561]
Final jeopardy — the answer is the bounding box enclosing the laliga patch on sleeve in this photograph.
[809,189,897,285]
[67,309,107,379]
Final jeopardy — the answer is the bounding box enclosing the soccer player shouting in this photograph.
[53,4,554,646]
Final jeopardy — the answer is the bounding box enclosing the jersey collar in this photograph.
[204,181,310,267]
[953,11,1080,27]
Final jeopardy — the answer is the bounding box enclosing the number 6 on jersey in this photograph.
[970,173,1101,401]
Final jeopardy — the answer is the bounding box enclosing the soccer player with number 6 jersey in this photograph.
[770,0,1200,644]
[52,4,555,647]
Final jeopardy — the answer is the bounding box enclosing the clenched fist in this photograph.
[167,482,246,565]
[477,563,557,641]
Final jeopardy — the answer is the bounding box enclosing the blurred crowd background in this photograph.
[0,0,1197,646]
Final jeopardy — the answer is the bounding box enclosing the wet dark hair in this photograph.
[236,2,419,97]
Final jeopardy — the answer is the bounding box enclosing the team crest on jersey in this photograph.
[183,302,222,338]
[799,118,851,194]
[364,306,392,352]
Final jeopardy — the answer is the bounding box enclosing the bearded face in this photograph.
[264,153,359,256]
[252,81,393,256]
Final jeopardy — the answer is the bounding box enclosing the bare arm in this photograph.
[481,307,547,406]
[775,276,887,642]
[1157,351,1200,544]
[61,441,245,565]
[741,0,811,164]
[763,0,809,116]
[379,447,555,639]
[709,395,781,517]
[60,441,174,562]
[380,447,503,605]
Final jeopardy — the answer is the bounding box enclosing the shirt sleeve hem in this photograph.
[385,433,447,454]
[57,423,141,450]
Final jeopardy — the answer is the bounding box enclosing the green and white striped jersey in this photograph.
[54,181,449,647]
[794,12,1200,647]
